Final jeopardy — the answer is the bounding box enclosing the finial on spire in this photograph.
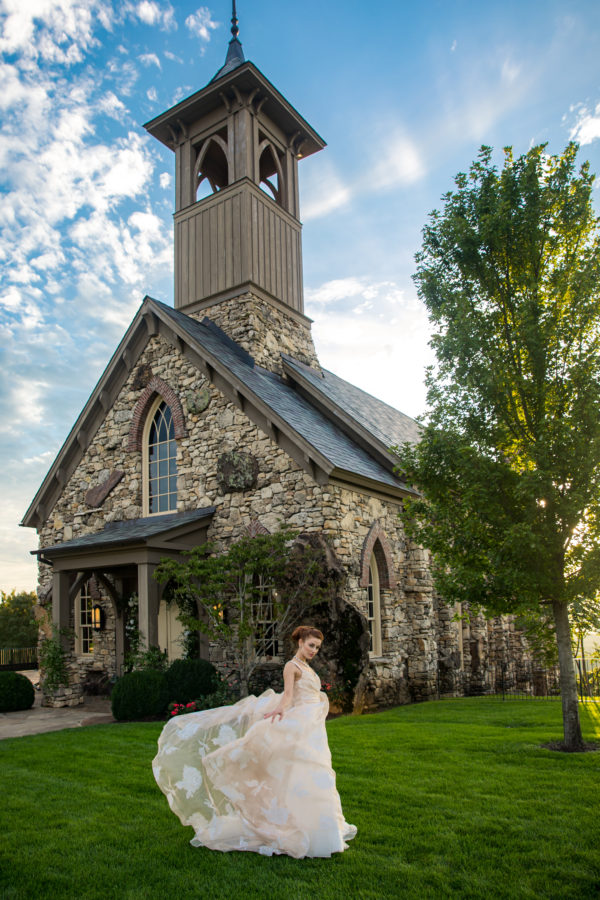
[210,0,245,82]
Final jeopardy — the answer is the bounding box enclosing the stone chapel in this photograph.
[22,15,531,708]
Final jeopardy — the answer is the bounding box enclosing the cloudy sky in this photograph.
[2,0,600,591]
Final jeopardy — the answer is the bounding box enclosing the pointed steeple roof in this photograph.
[211,1,245,82]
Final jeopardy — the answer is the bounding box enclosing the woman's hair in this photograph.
[291,625,324,644]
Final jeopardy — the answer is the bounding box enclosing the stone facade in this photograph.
[197,291,320,373]
[34,318,531,710]
[28,45,534,710]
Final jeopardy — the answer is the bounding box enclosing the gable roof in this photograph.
[22,296,419,530]
[281,355,421,468]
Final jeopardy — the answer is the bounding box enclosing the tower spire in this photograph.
[211,0,245,82]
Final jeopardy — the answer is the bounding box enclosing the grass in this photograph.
[0,698,599,900]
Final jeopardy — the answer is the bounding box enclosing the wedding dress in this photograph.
[152,659,357,858]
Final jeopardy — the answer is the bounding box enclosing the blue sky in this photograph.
[2,0,600,591]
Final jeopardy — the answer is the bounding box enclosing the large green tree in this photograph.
[399,143,600,751]
[0,590,38,649]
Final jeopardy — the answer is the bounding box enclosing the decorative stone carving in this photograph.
[245,518,270,537]
[186,387,211,415]
[217,451,259,492]
[85,470,125,508]
[132,363,153,390]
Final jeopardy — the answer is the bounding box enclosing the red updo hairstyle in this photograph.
[291,625,324,644]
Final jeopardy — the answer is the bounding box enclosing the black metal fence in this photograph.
[0,647,38,670]
[441,656,600,701]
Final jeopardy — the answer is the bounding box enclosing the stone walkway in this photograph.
[0,671,116,740]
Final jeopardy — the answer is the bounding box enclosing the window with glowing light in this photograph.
[144,398,178,515]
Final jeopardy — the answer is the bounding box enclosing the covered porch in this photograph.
[33,508,215,704]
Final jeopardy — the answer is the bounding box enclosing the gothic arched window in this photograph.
[367,553,382,657]
[194,134,230,201]
[258,140,284,205]
[144,398,178,515]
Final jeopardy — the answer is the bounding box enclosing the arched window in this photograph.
[258,140,284,205]
[76,581,94,656]
[144,398,178,515]
[194,134,230,201]
[367,553,382,657]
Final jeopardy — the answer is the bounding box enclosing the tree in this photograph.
[0,590,38,649]
[398,142,600,751]
[155,528,343,697]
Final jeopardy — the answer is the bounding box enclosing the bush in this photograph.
[165,658,219,705]
[0,671,35,712]
[110,670,169,721]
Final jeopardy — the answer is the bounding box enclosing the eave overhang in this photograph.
[143,60,326,157]
[23,297,412,533]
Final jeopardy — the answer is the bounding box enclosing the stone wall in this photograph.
[36,329,532,708]
[196,292,320,374]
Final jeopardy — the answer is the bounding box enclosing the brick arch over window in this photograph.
[128,376,187,451]
[359,522,397,589]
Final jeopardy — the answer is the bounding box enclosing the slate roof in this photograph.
[155,301,415,492]
[34,507,215,558]
[282,355,421,450]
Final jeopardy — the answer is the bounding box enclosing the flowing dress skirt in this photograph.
[152,688,356,858]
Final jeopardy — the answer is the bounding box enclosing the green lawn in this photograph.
[1,699,599,900]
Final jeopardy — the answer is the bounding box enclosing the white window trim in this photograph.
[142,395,178,517]
[76,581,94,657]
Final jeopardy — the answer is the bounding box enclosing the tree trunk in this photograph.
[552,600,584,751]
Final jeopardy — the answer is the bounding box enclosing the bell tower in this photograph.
[144,4,325,325]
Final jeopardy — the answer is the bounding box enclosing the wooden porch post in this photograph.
[52,570,71,648]
[137,562,160,650]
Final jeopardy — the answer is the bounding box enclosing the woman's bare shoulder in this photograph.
[284,659,302,676]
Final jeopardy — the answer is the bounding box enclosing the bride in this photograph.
[152,625,357,858]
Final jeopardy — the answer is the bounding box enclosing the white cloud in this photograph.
[301,126,425,222]
[370,133,426,190]
[569,102,600,145]
[0,0,109,65]
[451,40,457,52]
[133,1,175,30]
[501,58,520,85]
[147,86,158,101]
[8,377,49,426]
[185,7,219,43]
[305,278,433,417]
[139,52,161,68]
[159,171,171,189]
[97,90,128,121]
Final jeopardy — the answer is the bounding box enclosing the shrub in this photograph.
[165,658,219,705]
[166,679,236,718]
[110,670,169,721]
[0,671,35,712]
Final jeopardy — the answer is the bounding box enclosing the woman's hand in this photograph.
[263,706,285,723]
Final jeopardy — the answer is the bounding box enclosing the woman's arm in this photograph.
[263,661,298,722]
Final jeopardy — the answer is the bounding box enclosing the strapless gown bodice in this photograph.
[152,662,356,859]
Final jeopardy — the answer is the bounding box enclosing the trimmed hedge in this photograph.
[0,671,35,712]
[165,658,219,706]
[110,670,169,721]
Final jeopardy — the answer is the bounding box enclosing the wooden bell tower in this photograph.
[144,4,325,317]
